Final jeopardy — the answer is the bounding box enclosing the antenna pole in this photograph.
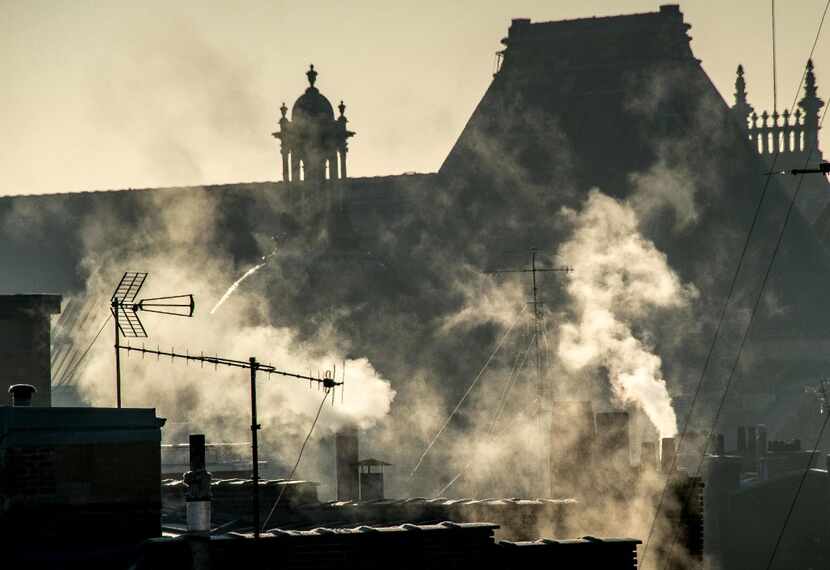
[485,249,572,498]
[112,303,122,409]
[529,248,547,497]
[772,0,778,112]
[250,356,261,539]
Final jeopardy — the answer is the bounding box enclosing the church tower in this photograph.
[273,65,355,183]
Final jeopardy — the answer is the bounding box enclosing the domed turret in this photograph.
[273,65,355,183]
[292,65,335,121]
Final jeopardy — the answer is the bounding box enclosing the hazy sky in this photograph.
[2,0,828,196]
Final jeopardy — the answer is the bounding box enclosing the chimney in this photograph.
[0,295,61,407]
[737,426,747,454]
[757,425,768,457]
[183,434,212,533]
[746,426,759,473]
[358,458,391,501]
[661,437,677,474]
[714,433,725,455]
[8,384,36,407]
[335,425,359,501]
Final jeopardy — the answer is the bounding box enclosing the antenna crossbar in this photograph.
[117,344,342,388]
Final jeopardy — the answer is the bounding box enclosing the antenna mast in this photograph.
[486,248,572,496]
[109,271,194,407]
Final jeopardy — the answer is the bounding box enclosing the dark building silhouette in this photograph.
[3,7,830,567]
[1,4,827,468]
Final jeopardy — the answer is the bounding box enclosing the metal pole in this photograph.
[250,356,261,538]
[530,249,546,496]
[114,312,122,408]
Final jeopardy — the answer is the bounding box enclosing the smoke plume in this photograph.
[557,189,698,437]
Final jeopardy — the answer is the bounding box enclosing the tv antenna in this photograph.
[485,247,572,496]
[117,343,341,539]
[110,272,194,407]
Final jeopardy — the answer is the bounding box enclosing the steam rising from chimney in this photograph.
[556,190,697,437]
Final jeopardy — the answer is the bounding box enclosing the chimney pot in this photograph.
[8,384,36,407]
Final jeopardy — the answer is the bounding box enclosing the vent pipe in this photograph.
[184,434,212,533]
[8,384,36,407]
[335,425,359,501]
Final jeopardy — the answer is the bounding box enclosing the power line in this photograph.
[261,387,330,531]
[772,0,778,112]
[55,313,112,387]
[765,408,830,569]
[659,55,830,570]
[641,2,830,563]
[435,332,536,496]
[409,304,527,479]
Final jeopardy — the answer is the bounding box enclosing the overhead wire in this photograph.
[55,313,112,387]
[261,387,330,531]
[641,2,830,564]
[409,304,527,479]
[765,406,830,569]
[651,5,830,567]
[435,332,536,496]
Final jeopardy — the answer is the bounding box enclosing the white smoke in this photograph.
[70,190,396,485]
[556,189,697,437]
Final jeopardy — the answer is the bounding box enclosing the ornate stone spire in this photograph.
[799,59,824,152]
[732,64,754,128]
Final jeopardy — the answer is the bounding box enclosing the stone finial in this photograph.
[732,64,754,126]
[306,64,318,88]
[338,100,346,117]
[280,102,288,119]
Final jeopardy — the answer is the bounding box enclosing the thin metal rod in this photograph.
[114,309,122,408]
[772,0,778,112]
[530,249,546,497]
[250,357,260,539]
[115,344,340,386]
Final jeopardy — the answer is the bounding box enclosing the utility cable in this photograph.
[765,408,830,569]
[409,304,527,479]
[55,313,112,386]
[435,332,536,496]
[658,59,830,570]
[640,2,830,564]
[261,388,330,531]
[772,0,778,112]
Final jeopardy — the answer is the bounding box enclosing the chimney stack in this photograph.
[335,425,359,501]
[737,426,747,454]
[715,433,725,455]
[757,425,768,458]
[0,295,61,407]
[8,384,36,407]
[358,458,391,501]
[183,434,212,533]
